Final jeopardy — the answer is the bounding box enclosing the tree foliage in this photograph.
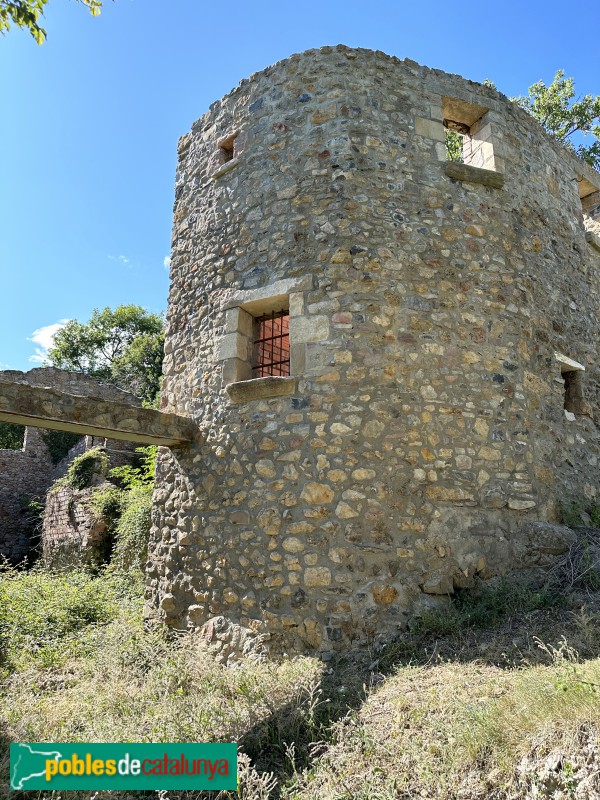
[0,422,25,450]
[41,429,82,464]
[513,71,600,170]
[47,305,164,405]
[445,129,463,163]
[445,73,600,171]
[0,0,103,44]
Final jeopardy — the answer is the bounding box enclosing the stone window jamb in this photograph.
[555,352,589,417]
[211,130,241,180]
[415,95,505,188]
[220,288,314,403]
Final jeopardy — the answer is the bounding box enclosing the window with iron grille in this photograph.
[253,310,290,378]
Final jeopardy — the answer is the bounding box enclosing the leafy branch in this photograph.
[0,0,104,44]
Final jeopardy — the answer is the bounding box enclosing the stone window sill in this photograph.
[211,158,240,180]
[226,376,297,404]
[445,161,504,189]
[585,230,600,253]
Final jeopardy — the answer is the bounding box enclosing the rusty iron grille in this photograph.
[253,310,290,377]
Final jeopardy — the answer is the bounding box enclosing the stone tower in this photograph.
[145,46,600,654]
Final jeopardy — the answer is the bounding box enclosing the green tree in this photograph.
[513,71,600,170]
[47,305,164,405]
[0,422,24,450]
[0,0,103,44]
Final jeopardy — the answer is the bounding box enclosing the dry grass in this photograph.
[0,567,324,799]
[4,566,600,799]
[286,642,600,799]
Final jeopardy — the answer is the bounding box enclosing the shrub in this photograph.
[560,499,585,527]
[87,484,122,522]
[57,446,110,491]
[41,429,82,464]
[109,484,153,572]
[412,578,560,638]
[0,565,131,671]
[109,445,156,489]
[0,422,24,450]
[559,497,600,529]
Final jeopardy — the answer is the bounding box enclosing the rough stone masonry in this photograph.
[144,45,600,655]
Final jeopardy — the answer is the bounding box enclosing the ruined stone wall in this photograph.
[0,368,142,564]
[42,482,115,570]
[0,427,53,564]
[146,46,600,654]
[0,367,144,402]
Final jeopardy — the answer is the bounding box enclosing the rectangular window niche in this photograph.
[211,131,241,180]
[219,279,326,404]
[555,352,590,418]
[441,96,505,188]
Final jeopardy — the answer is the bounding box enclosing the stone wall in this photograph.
[43,481,115,570]
[0,367,144,402]
[0,369,192,447]
[0,426,54,564]
[0,368,143,565]
[141,45,600,654]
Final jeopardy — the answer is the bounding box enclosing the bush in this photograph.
[0,421,24,450]
[560,499,586,527]
[87,484,122,522]
[0,565,134,671]
[57,446,110,490]
[41,429,82,464]
[109,445,156,489]
[559,497,600,529]
[109,484,153,572]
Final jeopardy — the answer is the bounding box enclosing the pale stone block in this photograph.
[224,307,240,334]
[304,567,332,587]
[211,158,240,180]
[289,291,305,317]
[222,358,251,385]
[222,276,312,312]
[283,537,305,553]
[301,482,334,504]
[414,116,445,142]
[290,342,306,374]
[508,498,537,510]
[237,308,254,338]
[217,333,247,362]
[335,501,358,519]
[226,376,297,404]
[429,98,444,120]
[289,315,329,344]
[444,162,504,189]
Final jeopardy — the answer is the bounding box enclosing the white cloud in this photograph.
[28,319,70,364]
[109,254,131,267]
[163,256,171,271]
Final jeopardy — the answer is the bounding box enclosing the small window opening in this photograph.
[563,369,585,414]
[444,119,469,163]
[442,96,496,171]
[579,185,600,237]
[253,310,290,378]
[218,132,238,165]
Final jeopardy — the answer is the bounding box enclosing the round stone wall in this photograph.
[146,46,600,654]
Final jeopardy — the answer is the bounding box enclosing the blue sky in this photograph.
[1,0,598,370]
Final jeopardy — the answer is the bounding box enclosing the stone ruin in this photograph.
[3,46,600,656]
[0,368,144,566]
